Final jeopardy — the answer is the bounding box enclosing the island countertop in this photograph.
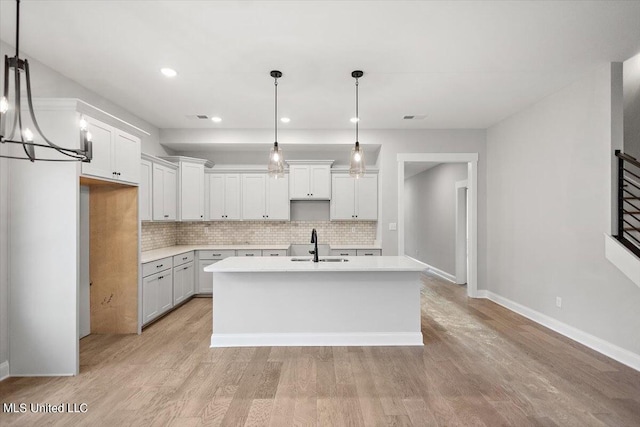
[204,256,427,273]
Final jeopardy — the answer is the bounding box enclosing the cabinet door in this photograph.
[289,165,310,199]
[113,130,141,184]
[158,271,173,314]
[331,175,356,220]
[310,165,331,199]
[142,274,160,324]
[242,174,266,220]
[173,266,184,305]
[164,167,177,220]
[224,174,242,220]
[208,174,226,220]
[198,259,215,294]
[152,164,166,220]
[355,175,378,220]
[181,163,204,220]
[183,263,195,298]
[139,159,152,221]
[267,174,289,220]
[81,117,113,180]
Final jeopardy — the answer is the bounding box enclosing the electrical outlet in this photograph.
[556,297,562,308]
[389,222,397,231]
[351,227,356,233]
[204,226,210,235]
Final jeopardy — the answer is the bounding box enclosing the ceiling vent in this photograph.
[403,114,427,120]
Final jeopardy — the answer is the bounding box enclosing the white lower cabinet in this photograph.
[173,261,195,305]
[197,250,236,294]
[142,269,173,325]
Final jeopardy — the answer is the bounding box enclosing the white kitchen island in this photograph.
[204,256,427,347]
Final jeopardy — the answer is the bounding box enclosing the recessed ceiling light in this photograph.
[350,117,359,123]
[160,68,177,78]
[211,116,222,123]
[280,117,290,123]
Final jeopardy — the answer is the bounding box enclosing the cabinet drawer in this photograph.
[173,251,194,267]
[198,250,235,261]
[142,256,173,277]
[331,249,357,257]
[356,249,382,256]
[262,249,288,257]
[236,249,262,257]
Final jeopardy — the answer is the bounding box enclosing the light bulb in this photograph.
[273,152,279,161]
[350,117,359,123]
[23,128,34,142]
[354,151,361,162]
[86,132,93,142]
[79,116,88,131]
[0,97,8,114]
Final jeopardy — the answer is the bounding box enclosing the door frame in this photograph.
[455,180,468,285]
[397,153,479,297]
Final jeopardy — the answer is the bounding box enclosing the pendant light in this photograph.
[349,70,365,178]
[267,70,284,178]
[0,0,92,162]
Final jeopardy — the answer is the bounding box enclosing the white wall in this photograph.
[487,63,640,356]
[624,52,640,158]
[162,128,488,288]
[404,163,467,274]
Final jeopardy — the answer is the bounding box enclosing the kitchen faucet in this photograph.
[309,229,319,263]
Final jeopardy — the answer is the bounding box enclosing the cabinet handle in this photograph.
[212,254,221,256]
[164,215,168,218]
[156,264,163,268]
[182,257,188,260]
[245,254,254,256]
[117,172,121,176]
[340,253,349,256]
[270,254,279,256]
[158,276,164,279]
[364,253,373,256]
[183,266,189,270]
[200,215,203,218]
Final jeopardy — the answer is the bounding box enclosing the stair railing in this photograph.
[615,150,640,257]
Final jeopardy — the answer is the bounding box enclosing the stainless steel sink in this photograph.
[290,258,349,262]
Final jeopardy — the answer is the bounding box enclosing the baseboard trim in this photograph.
[477,290,640,372]
[405,256,456,283]
[211,332,424,348]
[0,361,8,381]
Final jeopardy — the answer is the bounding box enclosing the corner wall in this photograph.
[624,52,640,158]
[487,63,640,361]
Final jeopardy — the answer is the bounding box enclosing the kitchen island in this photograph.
[204,256,427,347]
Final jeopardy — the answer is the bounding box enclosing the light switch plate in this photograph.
[389,222,397,231]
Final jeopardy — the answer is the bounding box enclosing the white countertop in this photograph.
[204,256,427,273]
[141,245,290,263]
[141,244,381,264]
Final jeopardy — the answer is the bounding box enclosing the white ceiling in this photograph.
[1,1,639,130]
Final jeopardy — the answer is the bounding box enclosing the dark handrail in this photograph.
[615,150,640,169]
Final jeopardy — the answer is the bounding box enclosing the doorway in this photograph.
[455,180,468,285]
[397,153,478,298]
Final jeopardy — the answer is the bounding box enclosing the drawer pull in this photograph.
[364,253,373,256]
[245,254,254,256]
[156,264,163,268]
[270,254,279,256]
[183,266,189,270]
[182,257,188,260]
[158,276,164,279]
[340,253,349,256]
[212,254,221,256]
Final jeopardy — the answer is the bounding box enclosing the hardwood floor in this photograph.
[1,273,639,426]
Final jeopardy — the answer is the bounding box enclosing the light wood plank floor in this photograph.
[1,273,639,426]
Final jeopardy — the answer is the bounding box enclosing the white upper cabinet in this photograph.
[330,173,378,220]
[152,162,177,221]
[81,115,141,184]
[287,161,332,200]
[139,159,152,221]
[242,173,289,221]
[160,157,213,221]
[181,162,205,221]
[207,173,241,220]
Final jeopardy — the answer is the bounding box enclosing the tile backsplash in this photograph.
[141,220,377,251]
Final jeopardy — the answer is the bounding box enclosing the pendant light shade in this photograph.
[0,0,92,162]
[349,70,365,178]
[268,70,284,178]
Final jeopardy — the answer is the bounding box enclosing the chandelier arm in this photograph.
[0,153,86,162]
[25,61,85,158]
[2,138,88,155]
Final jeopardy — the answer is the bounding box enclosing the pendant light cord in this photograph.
[15,0,20,58]
[355,77,359,143]
[274,76,278,145]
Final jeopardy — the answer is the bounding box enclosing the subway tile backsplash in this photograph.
[141,220,377,251]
